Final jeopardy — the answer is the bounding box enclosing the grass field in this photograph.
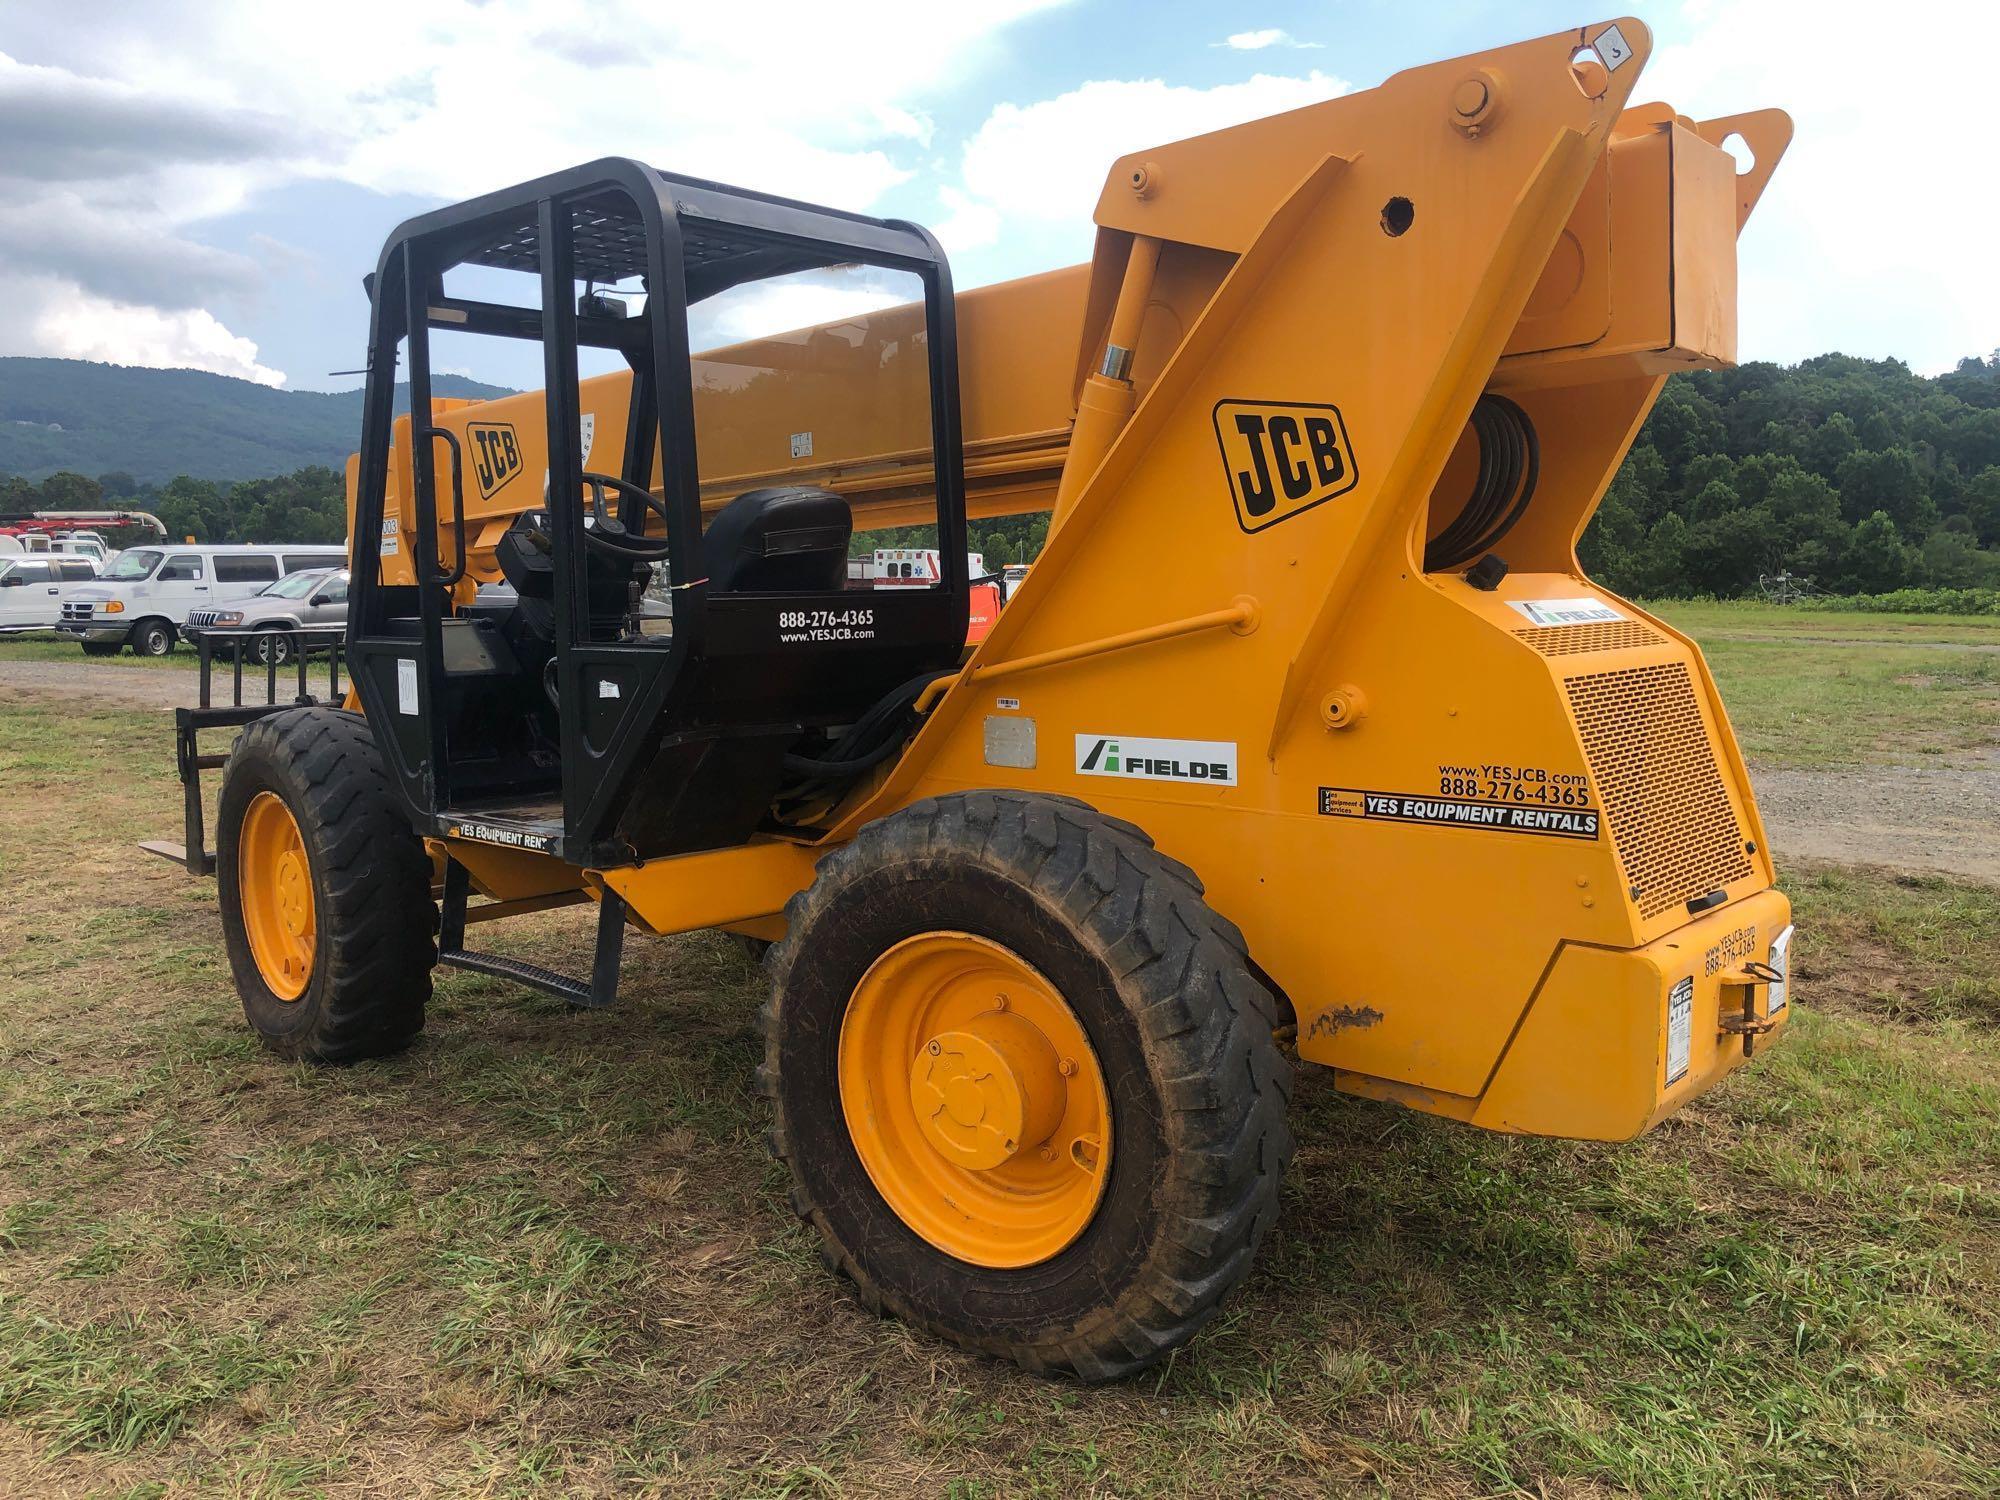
[2,623,1998,1496]
[1643,602,2000,769]
[0,636,198,669]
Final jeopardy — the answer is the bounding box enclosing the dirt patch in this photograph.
[0,657,191,712]
[1749,754,2000,885]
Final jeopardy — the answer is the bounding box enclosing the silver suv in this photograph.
[185,568,349,664]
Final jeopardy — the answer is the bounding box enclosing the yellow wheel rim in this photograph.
[838,932,1112,1269]
[239,791,316,1001]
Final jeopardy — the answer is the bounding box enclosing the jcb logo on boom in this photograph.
[1213,399,1358,533]
[468,422,523,499]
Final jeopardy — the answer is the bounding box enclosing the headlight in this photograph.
[213,611,245,626]
[101,600,124,614]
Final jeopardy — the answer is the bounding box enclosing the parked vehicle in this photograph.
[59,544,345,657]
[0,510,166,565]
[0,554,103,634]
[184,568,350,664]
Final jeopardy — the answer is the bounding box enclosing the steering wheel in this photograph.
[581,471,673,559]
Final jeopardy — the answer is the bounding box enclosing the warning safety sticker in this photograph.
[1318,787,1600,840]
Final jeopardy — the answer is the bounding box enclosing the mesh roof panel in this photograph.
[462,192,787,286]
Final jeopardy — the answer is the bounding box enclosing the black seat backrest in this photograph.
[704,487,852,593]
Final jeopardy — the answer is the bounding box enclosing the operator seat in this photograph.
[703,486,852,592]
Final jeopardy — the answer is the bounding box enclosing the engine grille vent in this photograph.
[1564,661,1752,919]
[1516,620,1664,657]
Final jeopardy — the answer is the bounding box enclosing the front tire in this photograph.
[130,619,175,656]
[253,631,296,666]
[81,641,122,657]
[217,707,436,1062]
[761,791,1292,1380]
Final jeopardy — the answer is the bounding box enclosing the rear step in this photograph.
[436,858,626,1008]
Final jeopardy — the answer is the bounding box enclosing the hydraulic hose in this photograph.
[779,670,953,780]
[1425,394,1540,573]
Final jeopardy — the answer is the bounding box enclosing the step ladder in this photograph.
[436,857,626,1008]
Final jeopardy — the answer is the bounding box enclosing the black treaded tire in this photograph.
[131,619,175,656]
[80,641,122,657]
[760,790,1293,1380]
[217,706,436,1062]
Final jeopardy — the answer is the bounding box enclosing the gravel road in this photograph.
[1749,756,2000,884]
[0,657,192,711]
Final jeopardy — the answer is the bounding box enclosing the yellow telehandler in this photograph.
[168,17,1796,1378]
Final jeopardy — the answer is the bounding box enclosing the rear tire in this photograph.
[217,707,436,1062]
[130,619,175,656]
[81,641,122,657]
[761,791,1292,1380]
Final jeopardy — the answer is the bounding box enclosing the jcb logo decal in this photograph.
[468,422,523,499]
[1213,399,1357,533]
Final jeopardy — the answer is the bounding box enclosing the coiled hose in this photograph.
[1425,394,1540,573]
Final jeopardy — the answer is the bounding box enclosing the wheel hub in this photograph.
[275,851,310,937]
[238,790,316,1001]
[838,931,1113,1268]
[907,1012,1067,1171]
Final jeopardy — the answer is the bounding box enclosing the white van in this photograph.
[0,554,103,634]
[0,531,114,564]
[59,544,346,657]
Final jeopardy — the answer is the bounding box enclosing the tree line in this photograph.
[1581,352,2000,595]
[6,350,1996,597]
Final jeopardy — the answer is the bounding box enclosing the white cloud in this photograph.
[934,187,1003,254]
[1215,29,1321,51]
[1640,0,2000,372]
[0,0,1070,384]
[2,272,284,386]
[955,70,1350,237]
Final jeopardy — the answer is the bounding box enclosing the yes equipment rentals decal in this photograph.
[1318,787,1599,840]
[1076,734,1237,786]
[448,821,554,854]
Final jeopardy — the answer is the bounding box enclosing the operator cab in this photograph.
[346,161,968,866]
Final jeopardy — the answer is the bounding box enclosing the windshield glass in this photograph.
[104,548,162,581]
[263,571,326,599]
[688,257,937,592]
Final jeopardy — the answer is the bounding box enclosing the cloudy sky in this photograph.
[0,0,1991,392]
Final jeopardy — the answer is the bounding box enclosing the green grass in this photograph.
[0,634,199,668]
[1647,599,2000,644]
[0,695,1997,1494]
[1643,601,2000,768]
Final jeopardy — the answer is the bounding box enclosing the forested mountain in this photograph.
[4,352,1997,596]
[0,359,511,484]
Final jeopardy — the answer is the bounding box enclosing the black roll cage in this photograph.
[345,158,969,865]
